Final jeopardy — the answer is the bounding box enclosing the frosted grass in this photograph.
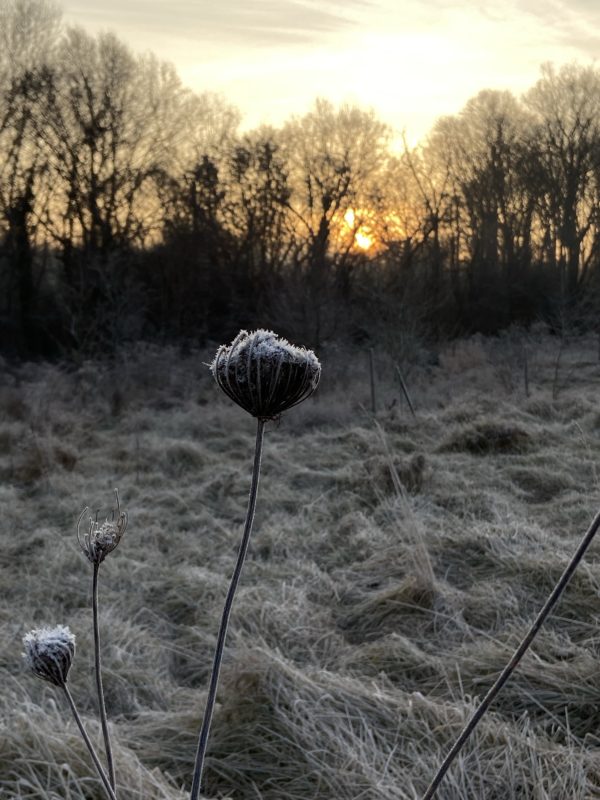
[4,332,600,798]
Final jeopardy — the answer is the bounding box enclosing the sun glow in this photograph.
[344,208,375,251]
[354,230,374,250]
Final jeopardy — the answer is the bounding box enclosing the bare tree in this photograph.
[424,90,536,328]
[0,0,61,83]
[0,0,61,353]
[34,29,194,261]
[281,99,391,345]
[160,129,292,336]
[524,63,600,299]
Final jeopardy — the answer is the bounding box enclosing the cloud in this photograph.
[406,0,600,59]
[506,0,600,57]
[65,0,371,47]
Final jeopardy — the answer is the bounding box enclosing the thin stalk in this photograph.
[92,562,117,793]
[422,506,600,800]
[190,418,266,800]
[369,348,376,414]
[395,365,416,418]
[523,345,530,398]
[62,683,118,800]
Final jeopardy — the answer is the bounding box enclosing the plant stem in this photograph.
[190,418,266,800]
[93,562,117,793]
[369,348,376,415]
[395,364,416,418]
[62,683,118,800]
[422,507,600,800]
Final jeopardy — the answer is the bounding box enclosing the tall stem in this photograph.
[62,684,118,800]
[190,418,266,800]
[422,507,600,800]
[93,562,117,793]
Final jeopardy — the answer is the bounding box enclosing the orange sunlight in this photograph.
[344,208,375,251]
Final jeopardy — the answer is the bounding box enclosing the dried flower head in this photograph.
[211,329,321,420]
[23,625,75,687]
[77,489,127,565]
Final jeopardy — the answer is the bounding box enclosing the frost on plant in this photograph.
[211,328,321,419]
[23,625,75,687]
[77,490,128,565]
[188,329,321,800]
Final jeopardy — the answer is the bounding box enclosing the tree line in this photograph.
[2,0,600,358]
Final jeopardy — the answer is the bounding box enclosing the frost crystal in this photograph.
[77,490,127,565]
[211,329,321,419]
[23,625,75,686]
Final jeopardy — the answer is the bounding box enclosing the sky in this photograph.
[62,0,600,145]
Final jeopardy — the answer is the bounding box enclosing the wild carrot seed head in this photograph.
[22,625,75,687]
[77,489,127,565]
[210,329,321,420]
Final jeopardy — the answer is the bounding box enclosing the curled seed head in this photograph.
[210,329,321,420]
[22,625,75,687]
[77,489,127,566]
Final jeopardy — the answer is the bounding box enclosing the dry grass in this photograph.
[3,332,600,798]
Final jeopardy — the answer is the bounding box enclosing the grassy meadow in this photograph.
[4,330,600,799]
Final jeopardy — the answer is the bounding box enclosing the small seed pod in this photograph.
[211,329,321,420]
[77,489,127,565]
[23,625,75,687]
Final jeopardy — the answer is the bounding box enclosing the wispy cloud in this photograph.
[65,0,371,46]
[401,0,600,58]
[519,0,600,57]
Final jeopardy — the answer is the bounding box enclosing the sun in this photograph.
[354,230,374,250]
[344,208,375,251]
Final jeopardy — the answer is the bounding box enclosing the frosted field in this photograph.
[3,331,600,799]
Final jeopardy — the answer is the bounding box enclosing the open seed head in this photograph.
[22,625,75,687]
[77,489,127,565]
[210,329,321,420]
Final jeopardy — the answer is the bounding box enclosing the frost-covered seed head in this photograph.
[77,489,127,565]
[210,329,321,420]
[23,625,75,687]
